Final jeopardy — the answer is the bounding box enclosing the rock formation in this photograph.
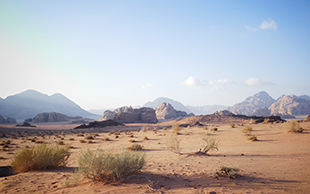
[249,107,271,116]
[74,120,123,129]
[0,115,17,124]
[114,107,158,123]
[32,112,69,123]
[228,91,276,115]
[269,95,310,115]
[213,110,234,116]
[155,102,194,120]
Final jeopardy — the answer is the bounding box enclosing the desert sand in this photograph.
[0,120,309,194]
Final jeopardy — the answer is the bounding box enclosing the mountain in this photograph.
[0,90,99,121]
[298,95,310,101]
[187,105,226,115]
[228,91,276,115]
[143,97,192,114]
[269,95,310,115]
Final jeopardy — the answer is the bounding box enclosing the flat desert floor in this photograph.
[0,120,310,194]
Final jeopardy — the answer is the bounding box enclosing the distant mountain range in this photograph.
[0,90,99,121]
[143,97,193,114]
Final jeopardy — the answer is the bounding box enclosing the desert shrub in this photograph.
[80,140,86,143]
[215,166,241,179]
[85,135,94,140]
[87,140,93,144]
[77,133,84,137]
[210,127,218,132]
[198,136,220,154]
[165,134,181,154]
[77,149,145,182]
[11,144,70,173]
[202,126,208,130]
[249,119,256,124]
[69,138,74,141]
[143,136,148,140]
[103,137,110,141]
[129,139,136,143]
[109,131,115,135]
[171,123,181,135]
[127,144,144,151]
[115,135,119,139]
[262,118,269,124]
[61,132,65,136]
[241,126,253,136]
[35,140,46,144]
[247,135,258,141]
[230,123,235,128]
[284,120,303,133]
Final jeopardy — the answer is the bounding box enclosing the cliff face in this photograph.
[269,95,310,116]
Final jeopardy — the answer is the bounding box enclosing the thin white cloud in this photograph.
[182,77,273,88]
[260,19,277,30]
[245,19,277,31]
[141,83,153,89]
[243,78,274,86]
[182,76,201,87]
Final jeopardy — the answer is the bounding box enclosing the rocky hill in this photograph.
[0,90,99,121]
[269,95,310,116]
[228,91,276,115]
[143,97,192,114]
[155,102,194,121]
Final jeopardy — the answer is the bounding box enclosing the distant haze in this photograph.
[0,1,309,110]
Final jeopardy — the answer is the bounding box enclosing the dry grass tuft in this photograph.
[284,120,303,133]
[198,135,220,154]
[11,144,70,173]
[77,148,145,182]
[215,166,241,179]
[247,135,258,141]
[171,123,181,135]
[241,126,253,136]
[165,134,181,154]
[127,144,144,151]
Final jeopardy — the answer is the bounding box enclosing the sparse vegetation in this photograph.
[241,126,253,136]
[247,135,258,141]
[103,137,110,141]
[262,118,269,124]
[129,139,136,143]
[284,120,303,133]
[230,123,235,128]
[80,140,86,143]
[69,138,74,141]
[198,135,220,155]
[215,166,241,179]
[211,127,218,132]
[171,123,181,135]
[127,144,144,151]
[85,135,94,140]
[249,118,256,124]
[77,148,145,182]
[165,134,181,154]
[11,144,70,173]
[143,136,148,140]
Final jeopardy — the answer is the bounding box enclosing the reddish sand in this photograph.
[0,120,309,193]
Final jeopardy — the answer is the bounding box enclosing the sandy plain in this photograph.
[0,119,309,194]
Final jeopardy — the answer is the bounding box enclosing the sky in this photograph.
[0,0,310,110]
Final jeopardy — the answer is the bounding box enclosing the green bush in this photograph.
[77,149,145,182]
[11,144,70,173]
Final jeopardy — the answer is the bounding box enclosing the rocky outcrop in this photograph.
[213,110,234,116]
[155,103,194,120]
[114,107,157,123]
[228,91,276,115]
[74,120,123,129]
[32,112,69,123]
[101,110,116,121]
[0,115,17,124]
[269,95,310,116]
[250,107,271,116]
[16,122,36,127]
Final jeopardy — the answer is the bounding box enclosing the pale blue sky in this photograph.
[1,0,309,110]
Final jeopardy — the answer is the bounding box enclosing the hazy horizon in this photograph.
[1,1,309,110]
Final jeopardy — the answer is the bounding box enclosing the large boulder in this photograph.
[114,107,157,124]
[32,112,69,123]
[155,103,195,120]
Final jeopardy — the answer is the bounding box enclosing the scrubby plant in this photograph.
[143,136,148,140]
[87,140,93,144]
[284,120,303,133]
[57,140,65,145]
[165,134,181,154]
[80,140,86,143]
[127,144,144,151]
[171,123,181,135]
[77,148,145,182]
[241,126,253,136]
[262,118,269,124]
[77,133,84,137]
[129,139,136,143]
[69,138,74,141]
[210,127,218,132]
[230,123,235,128]
[198,136,220,155]
[85,135,94,140]
[11,144,70,173]
[247,135,258,141]
[249,119,256,124]
[103,137,110,141]
[215,166,241,179]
